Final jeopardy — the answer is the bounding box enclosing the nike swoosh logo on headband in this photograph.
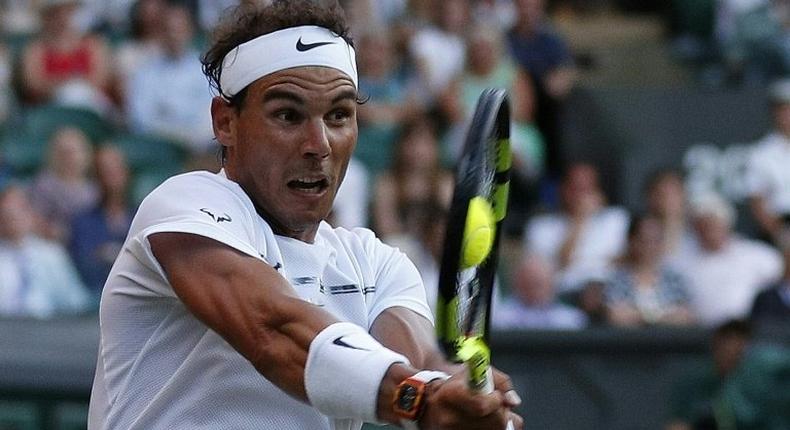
[296,37,336,52]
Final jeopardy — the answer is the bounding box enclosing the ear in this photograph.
[211,96,236,149]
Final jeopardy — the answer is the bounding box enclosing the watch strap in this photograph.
[395,370,450,429]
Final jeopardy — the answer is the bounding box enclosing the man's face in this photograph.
[215,66,357,241]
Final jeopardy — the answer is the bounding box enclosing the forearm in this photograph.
[151,232,338,401]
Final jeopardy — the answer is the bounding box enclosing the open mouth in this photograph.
[288,177,329,194]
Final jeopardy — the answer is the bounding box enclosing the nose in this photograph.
[301,119,331,159]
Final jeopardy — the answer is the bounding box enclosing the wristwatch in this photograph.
[392,370,450,430]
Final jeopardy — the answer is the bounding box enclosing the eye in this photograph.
[326,108,352,125]
[274,109,301,123]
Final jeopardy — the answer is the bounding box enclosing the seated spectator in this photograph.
[69,145,134,302]
[19,0,113,114]
[112,0,166,105]
[507,0,577,178]
[745,78,790,243]
[442,24,542,171]
[493,253,587,330]
[605,214,694,327]
[523,161,629,293]
[371,117,453,240]
[0,0,39,35]
[329,157,370,230]
[679,193,783,326]
[126,2,213,155]
[386,201,448,313]
[441,23,544,234]
[408,0,469,103]
[355,29,422,174]
[643,168,697,268]
[0,183,90,318]
[750,224,790,326]
[666,319,752,430]
[715,0,790,83]
[29,126,99,243]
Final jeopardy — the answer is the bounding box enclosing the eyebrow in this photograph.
[332,89,358,104]
[262,89,305,105]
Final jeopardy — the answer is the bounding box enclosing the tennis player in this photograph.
[87,2,522,429]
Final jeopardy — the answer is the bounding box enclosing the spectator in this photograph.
[0,0,40,35]
[523,161,629,293]
[493,253,587,330]
[0,183,90,318]
[69,145,134,302]
[112,0,166,105]
[126,2,214,155]
[371,117,453,240]
[19,0,113,114]
[408,0,469,102]
[386,201,448,314]
[441,24,543,173]
[750,224,790,325]
[29,126,99,243]
[666,319,752,430]
[605,214,694,327]
[329,157,370,230]
[745,77,790,243]
[507,0,576,179]
[679,193,783,326]
[643,168,696,268]
[441,23,544,234]
[355,29,422,174]
[715,0,790,83]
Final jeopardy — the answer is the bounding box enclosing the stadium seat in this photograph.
[0,105,115,176]
[108,132,187,174]
[0,401,40,430]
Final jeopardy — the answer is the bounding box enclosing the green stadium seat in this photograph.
[108,133,187,174]
[0,105,115,176]
[0,401,40,430]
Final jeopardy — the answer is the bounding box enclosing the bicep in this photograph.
[149,231,338,400]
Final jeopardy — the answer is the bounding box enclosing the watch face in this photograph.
[398,385,419,411]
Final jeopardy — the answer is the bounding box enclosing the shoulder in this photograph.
[134,171,256,229]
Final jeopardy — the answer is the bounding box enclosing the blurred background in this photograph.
[1,0,789,429]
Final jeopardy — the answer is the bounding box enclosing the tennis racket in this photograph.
[435,88,512,416]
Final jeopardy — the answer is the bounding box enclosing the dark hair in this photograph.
[627,212,649,240]
[714,319,752,340]
[642,167,684,195]
[201,0,354,107]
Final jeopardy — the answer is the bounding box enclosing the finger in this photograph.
[492,368,514,392]
[508,411,525,430]
[504,389,522,408]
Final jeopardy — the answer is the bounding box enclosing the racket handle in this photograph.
[482,368,516,430]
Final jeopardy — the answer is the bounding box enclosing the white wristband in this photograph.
[305,322,409,422]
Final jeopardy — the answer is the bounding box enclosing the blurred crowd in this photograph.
[0,0,788,339]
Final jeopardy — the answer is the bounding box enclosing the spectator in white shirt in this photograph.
[493,253,587,330]
[680,193,784,326]
[523,161,629,292]
[0,183,90,318]
[746,78,790,243]
[126,3,214,154]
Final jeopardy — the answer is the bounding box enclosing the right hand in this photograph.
[419,373,524,430]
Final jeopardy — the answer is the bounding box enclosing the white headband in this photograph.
[219,25,358,98]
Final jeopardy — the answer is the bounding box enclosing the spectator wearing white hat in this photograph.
[678,193,783,326]
[746,77,790,243]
